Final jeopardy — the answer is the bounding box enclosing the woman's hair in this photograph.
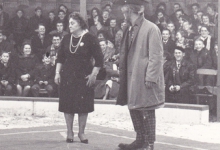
[156,8,165,17]
[59,4,68,13]
[199,25,210,33]
[97,30,110,40]
[176,29,187,38]
[156,2,166,11]
[69,12,88,30]
[90,7,101,18]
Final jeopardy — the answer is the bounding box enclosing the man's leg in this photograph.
[141,110,155,150]
[118,109,144,149]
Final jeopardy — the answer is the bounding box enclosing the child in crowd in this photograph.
[31,53,56,97]
[0,52,15,96]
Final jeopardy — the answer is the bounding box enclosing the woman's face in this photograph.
[200,27,209,37]
[58,12,66,20]
[179,17,184,26]
[102,11,109,20]
[194,40,204,51]
[92,9,98,17]
[17,10,23,18]
[1,53,9,63]
[94,16,100,25]
[176,32,182,40]
[167,23,175,31]
[49,12,55,20]
[157,12,163,19]
[183,21,191,31]
[35,9,42,17]
[207,6,214,15]
[202,16,209,25]
[99,41,107,52]
[69,18,81,34]
[23,44,31,55]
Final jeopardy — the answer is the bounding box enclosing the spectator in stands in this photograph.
[99,38,115,63]
[201,14,216,38]
[107,17,119,45]
[57,10,68,31]
[8,9,28,51]
[190,39,212,86]
[0,4,9,36]
[173,9,186,31]
[90,15,107,36]
[114,29,123,54]
[46,11,57,34]
[206,3,218,25]
[196,10,204,25]
[182,19,197,42]
[31,53,56,97]
[0,52,15,96]
[169,3,182,24]
[16,41,39,96]
[46,34,61,66]
[49,21,68,40]
[0,30,14,55]
[31,24,52,60]
[101,10,110,27]
[88,7,102,28]
[97,30,114,48]
[167,21,176,41]
[189,3,200,27]
[175,30,192,50]
[166,46,195,103]
[151,9,167,26]
[162,28,175,56]
[28,7,46,38]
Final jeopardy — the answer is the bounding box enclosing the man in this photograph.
[107,17,120,45]
[49,21,68,41]
[189,3,200,28]
[166,46,195,104]
[161,28,175,58]
[116,0,164,150]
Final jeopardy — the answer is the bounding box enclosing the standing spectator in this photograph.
[54,12,103,144]
[101,10,110,27]
[166,46,195,104]
[167,21,176,41]
[31,53,56,97]
[107,17,120,45]
[57,10,68,31]
[46,11,57,34]
[151,9,166,26]
[28,7,46,38]
[0,52,15,96]
[162,28,175,56]
[0,4,9,36]
[16,41,39,96]
[88,7,102,28]
[117,1,164,150]
[8,9,29,51]
[49,21,68,40]
[31,24,52,60]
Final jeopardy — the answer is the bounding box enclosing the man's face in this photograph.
[110,20,116,28]
[192,6,199,14]
[43,56,51,65]
[52,37,61,47]
[57,23,64,32]
[202,16,209,25]
[197,12,203,20]
[121,6,131,23]
[58,12,66,20]
[99,41,107,52]
[102,11,109,20]
[183,22,191,31]
[200,27,209,37]
[175,11,183,19]
[194,40,204,51]
[174,49,185,61]
[49,12,55,20]
[174,4,180,12]
[35,9,42,17]
[38,25,45,35]
[17,10,23,18]
[1,53,9,63]
[162,30,170,41]
[167,23,175,31]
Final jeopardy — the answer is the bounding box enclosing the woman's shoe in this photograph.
[66,138,74,143]
[78,133,88,144]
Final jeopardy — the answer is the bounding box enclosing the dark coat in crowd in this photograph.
[28,15,47,38]
[34,63,56,85]
[163,39,175,56]
[15,54,39,86]
[31,34,52,60]
[166,59,195,103]
[0,11,10,35]
[46,18,57,34]
[0,61,15,84]
[107,26,120,44]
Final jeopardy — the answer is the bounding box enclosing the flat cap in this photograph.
[114,0,146,5]
[174,46,185,53]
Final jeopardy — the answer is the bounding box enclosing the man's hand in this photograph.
[145,81,156,89]
[44,81,48,85]
[169,85,175,92]
[174,85,181,91]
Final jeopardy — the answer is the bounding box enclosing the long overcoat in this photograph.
[117,17,165,110]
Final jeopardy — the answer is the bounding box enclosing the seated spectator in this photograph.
[31,24,52,60]
[90,15,107,37]
[16,41,40,96]
[206,3,218,25]
[166,46,195,104]
[195,25,215,54]
[196,10,204,25]
[173,9,187,31]
[120,20,129,31]
[49,21,68,41]
[28,7,46,38]
[182,19,197,42]
[189,3,201,28]
[201,14,216,38]
[151,9,167,27]
[189,39,212,86]
[107,17,120,45]
[97,30,114,48]
[31,53,56,97]
[169,3,182,24]
[101,9,110,27]
[88,7,102,28]
[0,52,15,96]
[57,10,68,31]
[167,21,176,41]
[8,9,28,50]
[162,28,175,56]
[46,11,57,34]
[46,34,61,66]
[99,38,115,63]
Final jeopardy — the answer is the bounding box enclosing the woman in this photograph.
[54,12,103,143]
[201,14,216,38]
[16,41,39,96]
[89,15,107,37]
[88,7,101,28]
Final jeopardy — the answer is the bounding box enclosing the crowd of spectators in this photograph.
[0,2,218,104]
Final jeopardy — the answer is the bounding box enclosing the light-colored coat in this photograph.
[117,17,165,110]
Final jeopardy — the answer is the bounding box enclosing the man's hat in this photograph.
[114,0,146,5]
[174,46,185,53]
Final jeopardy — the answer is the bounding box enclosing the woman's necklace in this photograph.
[69,30,87,54]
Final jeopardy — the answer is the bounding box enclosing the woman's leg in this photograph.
[78,113,88,140]
[103,85,110,100]
[22,85,31,97]
[64,113,74,140]
[17,85,22,96]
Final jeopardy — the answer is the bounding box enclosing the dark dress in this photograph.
[57,32,103,114]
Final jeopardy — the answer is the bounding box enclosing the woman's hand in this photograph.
[85,74,96,87]
[54,73,61,85]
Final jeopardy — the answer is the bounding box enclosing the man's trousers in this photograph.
[129,109,156,144]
